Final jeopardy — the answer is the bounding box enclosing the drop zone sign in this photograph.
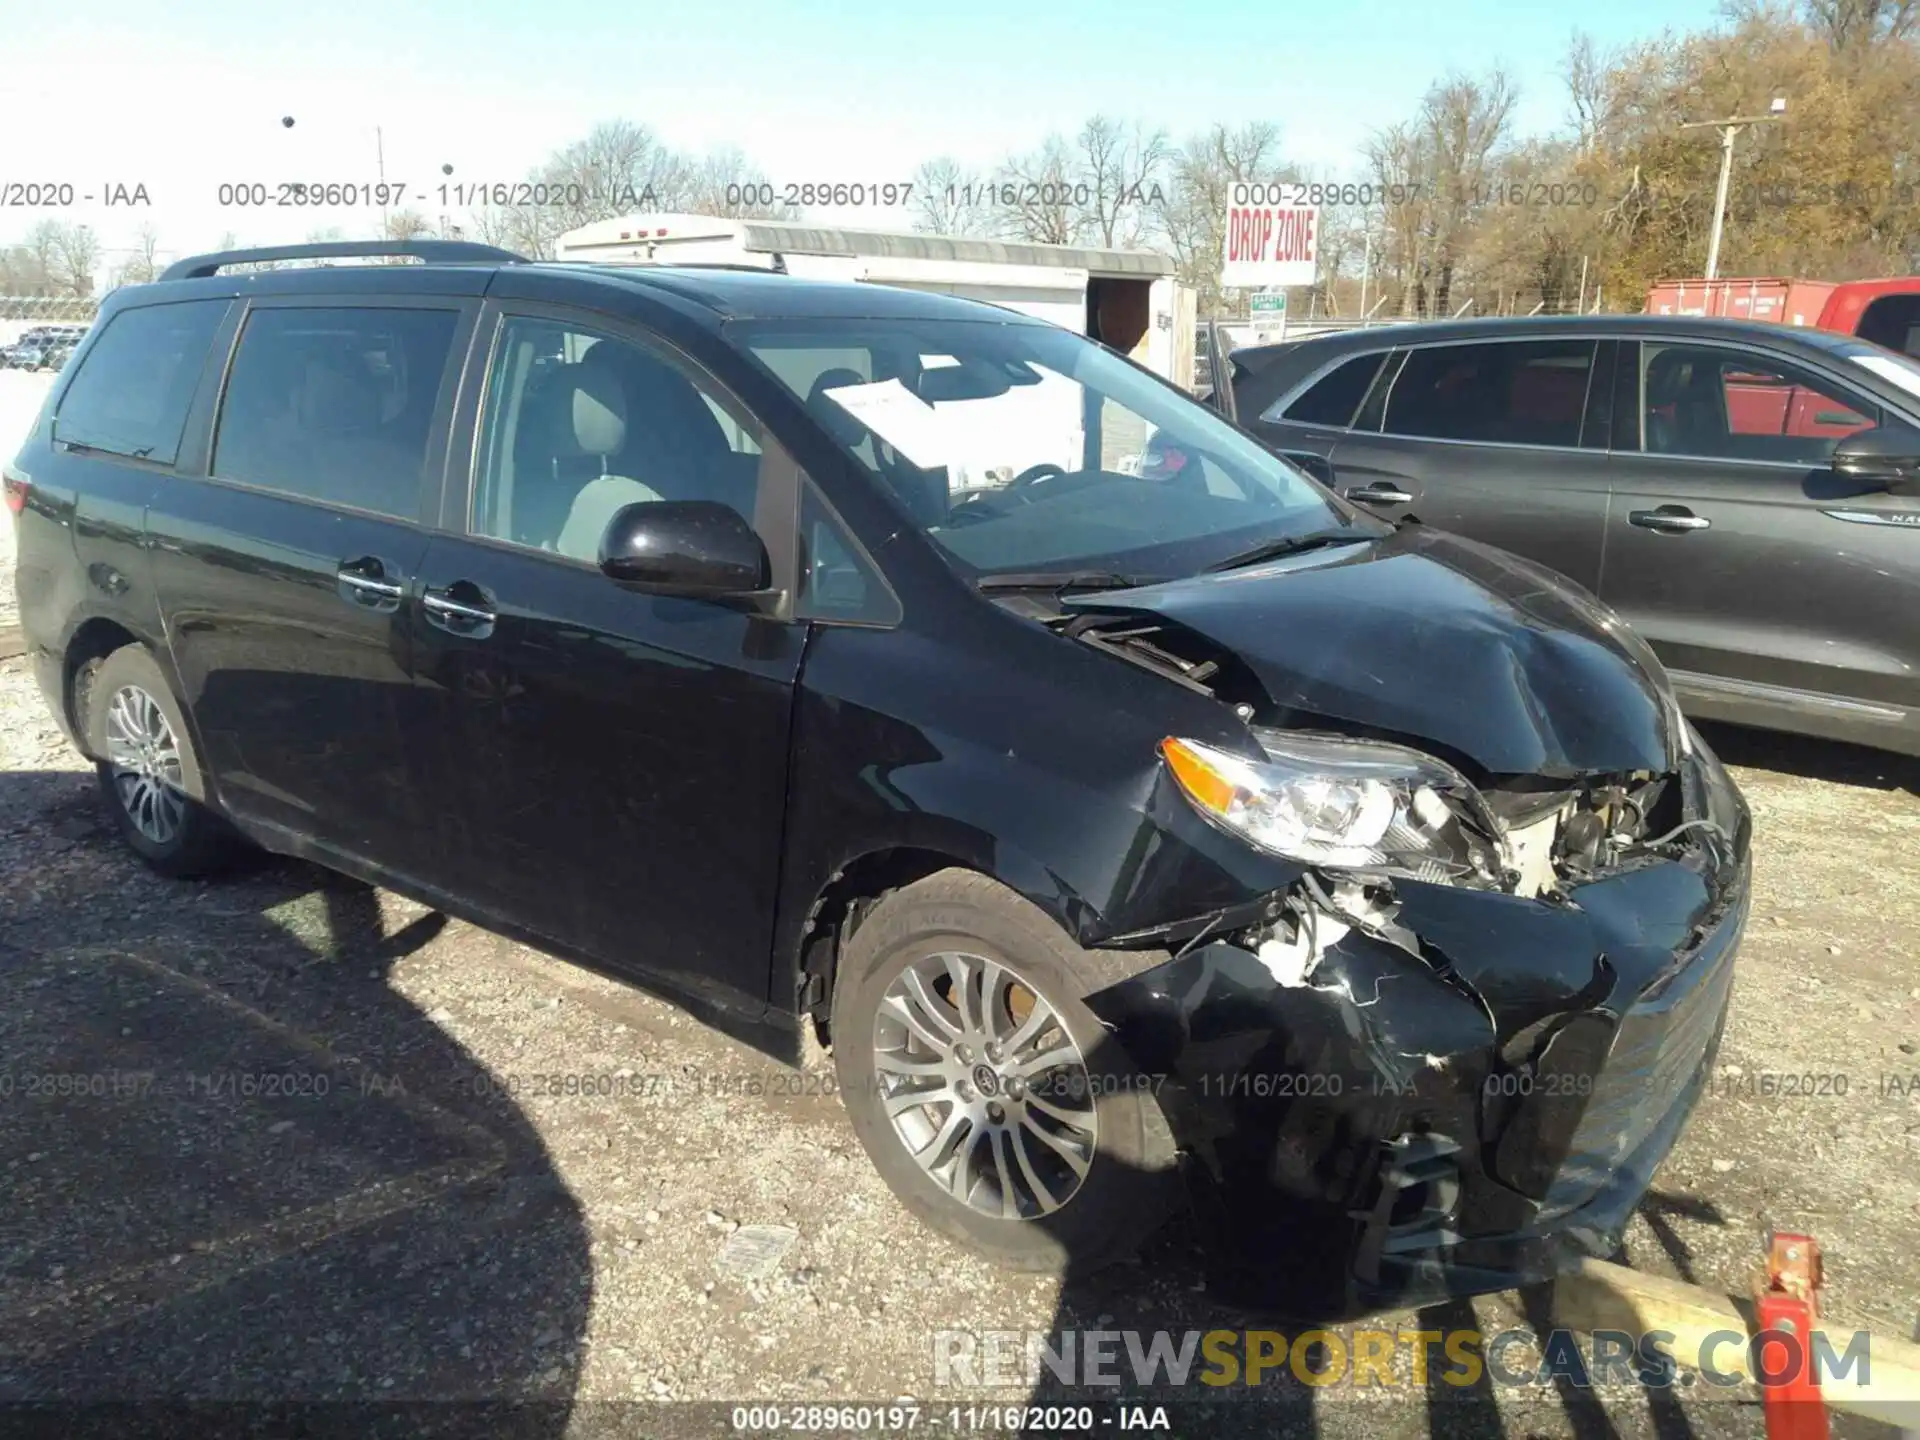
[1221,182,1319,289]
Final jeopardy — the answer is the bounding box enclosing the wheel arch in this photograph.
[62,616,145,757]
[785,840,1095,1047]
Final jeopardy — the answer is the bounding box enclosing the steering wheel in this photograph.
[1007,462,1070,491]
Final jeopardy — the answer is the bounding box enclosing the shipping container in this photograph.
[1645,276,1920,358]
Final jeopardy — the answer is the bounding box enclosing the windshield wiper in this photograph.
[976,569,1157,594]
[1200,527,1376,574]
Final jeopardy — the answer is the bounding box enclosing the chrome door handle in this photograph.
[1629,509,1711,533]
[1345,483,1414,505]
[337,561,405,610]
[422,586,497,638]
[423,592,496,622]
[338,572,404,599]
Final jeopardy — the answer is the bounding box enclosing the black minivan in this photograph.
[7,241,1751,1312]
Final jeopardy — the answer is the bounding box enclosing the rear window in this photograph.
[53,300,228,464]
[212,306,460,519]
[1383,340,1597,448]
[1270,352,1387,426]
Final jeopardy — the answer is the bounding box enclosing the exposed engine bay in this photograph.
[1046,608,1718,907]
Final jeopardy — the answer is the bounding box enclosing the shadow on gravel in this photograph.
[0,767,591,1423]
[1696,719,1920,796]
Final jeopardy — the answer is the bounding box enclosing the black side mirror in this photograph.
[599,500,773,601]
[1832,424,1920,494]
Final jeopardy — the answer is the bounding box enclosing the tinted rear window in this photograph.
[1274,352,1387,426]
[53,300,228,464]
[212,307,460,519]
[1383,340,1597,447]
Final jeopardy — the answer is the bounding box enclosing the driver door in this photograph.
[1600,338,1920,734]
[410,306,807,1005]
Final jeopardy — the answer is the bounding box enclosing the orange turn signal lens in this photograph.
[1159,737,1239,815]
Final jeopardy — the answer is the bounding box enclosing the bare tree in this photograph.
[109,222,165,287]
[382,210,434,242]
[21,221,64,293]
[1800,0,1918,47]
[0,241,54,295]
[908,156,990,235]
[48,219,99,295]
[476,119,692,258]
[1076,115,1170,248]
[1565,32,1620,151]
[1365,69,1518,315]
[990,134,1079,243]
[1156,121,1293,314]
[683,147,799,219]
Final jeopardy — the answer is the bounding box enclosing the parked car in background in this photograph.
[1223,315,1920,757]
[6,343,48,371]
[1646,276,1920,359]
[8,242,1751,1314]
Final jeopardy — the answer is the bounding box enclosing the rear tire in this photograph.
[831,869,1180,1275]
[83,645,237,879]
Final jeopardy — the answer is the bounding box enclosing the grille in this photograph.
[1539,912,1742,1216]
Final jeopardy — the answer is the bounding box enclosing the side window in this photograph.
[53,300,227,464]
[1269,352,1387,426]
[212,306,460,518]
[1383,340,1597,447]
[472,316,764,562]
[798,482,899,625]
[1642,344,1880,464]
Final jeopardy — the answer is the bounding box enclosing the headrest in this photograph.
[808,368,872,450]
[582,340,729,460]
[561,364,628,457]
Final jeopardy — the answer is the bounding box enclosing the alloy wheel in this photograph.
[872,951,1097,1219]
[103,684,187,845]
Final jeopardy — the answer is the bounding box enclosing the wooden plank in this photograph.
[1553,1257,1920,1427]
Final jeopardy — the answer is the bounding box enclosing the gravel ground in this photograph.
[2,364,1918,1435]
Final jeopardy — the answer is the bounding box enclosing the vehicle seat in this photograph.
[1647,356,1727,454]
[807,367,947,525]
[530,365,664,561]
[580,341,759,520]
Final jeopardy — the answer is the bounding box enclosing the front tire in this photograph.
[84,645,237,878]
[831,869,1180,1274]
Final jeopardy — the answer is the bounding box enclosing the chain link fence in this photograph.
[0,296,100,323]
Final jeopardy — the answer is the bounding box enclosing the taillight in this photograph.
[3,474,28,516]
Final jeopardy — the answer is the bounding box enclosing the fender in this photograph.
[769,624,1301,1012]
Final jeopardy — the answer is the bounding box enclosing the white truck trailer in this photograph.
[552,214,1196,391]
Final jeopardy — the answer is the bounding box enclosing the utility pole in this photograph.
[1680,98,1785,279]
[1358,231,1371,326]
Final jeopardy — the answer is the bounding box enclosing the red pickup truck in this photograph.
[1645,276,1920,357]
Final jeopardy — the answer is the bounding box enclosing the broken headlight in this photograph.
[1160,731,1502,885]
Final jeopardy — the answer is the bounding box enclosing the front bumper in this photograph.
[1087,752,1751,1316]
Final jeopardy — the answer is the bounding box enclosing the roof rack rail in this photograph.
[159,240,529,282]
[578,261,790,275]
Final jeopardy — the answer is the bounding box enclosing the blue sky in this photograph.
[3,0,1726,263]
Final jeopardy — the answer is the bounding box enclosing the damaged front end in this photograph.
[1079,694,1751,1317]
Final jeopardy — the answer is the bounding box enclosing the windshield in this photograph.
[729,316,1356,580]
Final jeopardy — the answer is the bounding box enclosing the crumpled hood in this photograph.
[1064,526,1681,778]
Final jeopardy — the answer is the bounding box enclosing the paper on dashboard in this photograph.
[819,379,959,470]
